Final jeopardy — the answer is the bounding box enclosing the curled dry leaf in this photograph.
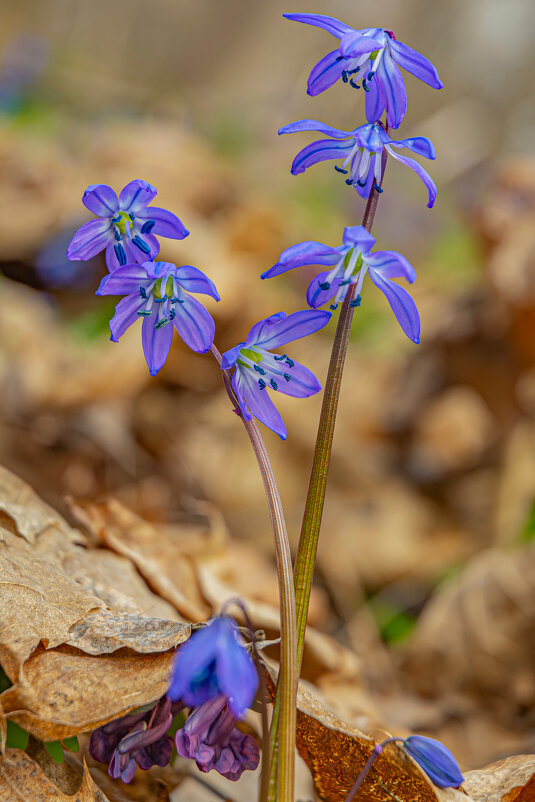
[461,755,535,802]
[0,748,109,801]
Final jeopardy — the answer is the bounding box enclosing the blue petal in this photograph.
[135,206,189,239]
[368,268,420,343]
[172,294,215,353]
[221,343,244,370]
[215,618,258,717]
[231,369,253,421]
[175,265,220,300]
[376,47,407,129]
[142,313,173,375]
[96,265,149,295]
[306,272,339,308]
[234,368,287,439]
[403,736,464,788]
[262,241,340,279]
[109,293,145,342]
[364,70,386,124]
[388,136,436,160]
[245,312,287,346]
[353,154,376,200]
[342,226,376,251]
[279,119,354,139]
[168,622,221,706]
[119,179,157,213]
[307,50,347,96]
[253,309,331,349]
[283,13,352,39]
[366,250,416,282]
[104,233,160,272]
[389,40,444,89]
[82,184,119,217]
[290,139,354,175]
[339,30,384,58]
[67,219,112,260]
[273,358,322,398]
[386,145,437,208]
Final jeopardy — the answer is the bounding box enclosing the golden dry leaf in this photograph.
[461,755,535,802]
[0,748,109,801]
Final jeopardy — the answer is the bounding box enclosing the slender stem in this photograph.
[210,345,297,802]
[344,738,402,801]
[293,152,388,666]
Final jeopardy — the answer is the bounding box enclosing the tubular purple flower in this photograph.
[175,695,260,781]
[221,309,331,440]
[279,119,437,208]
[403,736,464,788]
[96,260,219,375]
[67,179,189,271]
[168,617,258,718]
[284,13,443,128]
[263,226,420,343]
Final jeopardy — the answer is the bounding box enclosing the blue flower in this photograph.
[96,259,219,376]
[402,736,464,788]
[168,617,258,718]
[284,13,443,129]
[262,226,420,343]
[279,119,437,208]
[221,310,331,440]
[67,179,189,271]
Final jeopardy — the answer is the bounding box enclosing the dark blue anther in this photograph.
[330,303,339,311]
[345,178,354,186]
[283,373,291,382]
[336,55,344,61]
[319,281,331,290]
[132,235,151,254]
[349,294,362,308]
[373,184,384,193]
[334,165,348,174]
[274,354,287,361]
[114,229,122,241]
[139,286,148,299]
[368,71,375,80]
[137,310,151,317]
[347,66,360,75]
[339,279,352,285]
[141,219,155,234]
[258,379,266,390]
[154,294,168,303]
[285,358,294,368]
[254,365,266,375]
[363,79,370,93]
[129,212,135,221]
[169,308,176,320]
[270,379,278,390]
[350,79,360,89]
[356,179,367,188]
[112,215,121,224]
[155,318,169,329]
[114,243,127,266]
[342,71,348,83]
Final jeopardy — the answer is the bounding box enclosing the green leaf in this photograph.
[5,721,29,750]
[61,736,79,752]
[44,740,64,764]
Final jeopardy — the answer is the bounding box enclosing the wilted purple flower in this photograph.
[168,617,258,718]
[279,119,436,208]
[176,695,259,781]
[67,179,189,271]
[403,736,464,788]
[262,226,420,343]
[284,13,443,129]
[89,696,176,784]
[221,310,331,440]
[96,259,219,375]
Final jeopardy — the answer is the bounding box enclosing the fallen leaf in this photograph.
[0,748,109,801]
[462,755,535,802]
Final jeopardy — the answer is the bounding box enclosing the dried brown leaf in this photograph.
[0,748,109,801]
[462,755,535,802]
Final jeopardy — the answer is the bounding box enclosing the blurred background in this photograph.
[1,0,535,778]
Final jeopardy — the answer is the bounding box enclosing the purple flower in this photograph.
[168,617,258,718]
[96,260,219,375]
[284,13,443,129]
[262,226,420,343]
[67,179,189,271]
[279,119,437,208]
[221,310,331,440]
[176,695,260,781]
[89,696,176,784]
[402,736,464,788]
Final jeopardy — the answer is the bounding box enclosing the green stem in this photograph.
[294,152,388,666]
[211,345,297,802]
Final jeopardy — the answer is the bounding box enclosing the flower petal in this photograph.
[216,620,258,716]
[234,369,287,440]
[172,294,215,353]
[221,344,244,370]
[168,625,220,705]
[274,359,321,398]
[306,272,339,308]
[246,312,287,346]
[254,309,331,349]
[175,265,220,300]
[279,119,353,138]
[67,219,112,260]
[353,154,376,199]
[376,47,407,129]
[389,40,443,89]
[307,50,347,96]
[290,139,354,175]
[342,225,376,251]
[109,293,145,341]
[135,206,189,239]
[403,736,464,788]
[104,234,160,271]
[283,12,352,39]
[82,184,119,217]
[368,268,420,342]
[364,67,386,124]
[388,136,436,159]
[339,30,383,58]
[97,265,150,295]
[366,250,416,282]
[119,179,157,212]
[262,241,340,279]
[386,145,437,208]
[142,313,173,375]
